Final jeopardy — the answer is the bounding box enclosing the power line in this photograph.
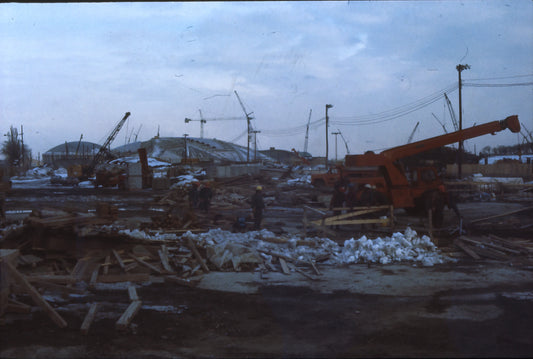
[332,83,459,125]
[463,82,533,88]
[465,73,533,81]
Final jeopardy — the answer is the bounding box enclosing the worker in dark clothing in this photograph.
[359,184,374,207]
[251,186,265,230]
[198,182,213,213]
[330,185,346,215]
[345,183,360,210]
[329,185,346,230]
[188,182,199,209]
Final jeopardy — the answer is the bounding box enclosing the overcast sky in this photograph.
[1,1,532,160]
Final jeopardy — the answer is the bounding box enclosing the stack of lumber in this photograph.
[454,234,533,263]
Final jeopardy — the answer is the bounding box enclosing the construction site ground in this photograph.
[1,180,533,358]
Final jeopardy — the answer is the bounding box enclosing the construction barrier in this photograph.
[446,163,533,181]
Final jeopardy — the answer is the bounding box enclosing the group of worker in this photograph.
[187,181,213,213]
[329,180,387,214]
[188,181,266,231]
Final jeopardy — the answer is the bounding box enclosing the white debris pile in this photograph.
[285,174,312,187]
[182,228,339,270]
[334,227,450,266]
[114,226,451,270]
[118,228,179,241]
[171,175,198,189]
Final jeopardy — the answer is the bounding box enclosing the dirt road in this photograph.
[1,261,532,358]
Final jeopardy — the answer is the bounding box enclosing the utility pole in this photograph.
[251,130,261,161]
[20,125,24,167]
[332,131,340,161]
[303,109,312,154]
[183,134,189,164]
[456,64,470,179]
[325,104,333,168]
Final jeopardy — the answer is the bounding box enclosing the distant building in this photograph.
[42,141,102,168]
[113,137,274,164]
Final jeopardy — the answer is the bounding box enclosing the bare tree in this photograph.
[2,126,30,167]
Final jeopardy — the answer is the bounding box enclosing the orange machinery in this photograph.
[313,115,520,221]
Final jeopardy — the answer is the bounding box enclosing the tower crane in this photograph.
[303,109,312,154]
[444,93,459,131]
[185,112,246,139]
[234,90,255,162]
[407,121,420,144]
[521,122,533,144]
[134,124,142,142]
[184,110,208,138]
[75,134,83,157]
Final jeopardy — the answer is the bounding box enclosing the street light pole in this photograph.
[325,104,333,168]
[456,64,470,179]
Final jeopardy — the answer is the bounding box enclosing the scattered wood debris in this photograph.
[454,235,533,264]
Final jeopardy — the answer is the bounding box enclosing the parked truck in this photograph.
[312,115,521,224]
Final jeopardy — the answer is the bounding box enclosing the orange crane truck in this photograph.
[313,115,520,225]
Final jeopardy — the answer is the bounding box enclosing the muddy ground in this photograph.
[1,183,533,358]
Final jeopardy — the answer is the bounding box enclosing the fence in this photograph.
[446,163,533,181]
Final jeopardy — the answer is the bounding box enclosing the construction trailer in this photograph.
[311,115,521,224]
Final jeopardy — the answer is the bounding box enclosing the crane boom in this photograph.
[92,112,131,166]
[407,122,420,144]
[431,113,448,134]
[444,93,459,131]
[338,129,350,154]
[380,115,519,161]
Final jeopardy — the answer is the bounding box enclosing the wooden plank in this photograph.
[187,238,210,273]
[165,275,199,288]
[295,268,319,281]
[102,255,111,276]
[89,266,100,288]
[97,273,150,283]
[6,298,32,313]
[27,275,77,285]
[279,258,290,275]
[5,261,67,328]
[470,206,533,224]
[128,285,139,301]
[112,250,126,271]
[454,239,481,260]
[124,262,138,272]
[129,253,163,274]
[32,280,85,295]
[460,236,517,256]
[116,300,142,331]
[80,303,99,335]
[309,261,321,276]
[158,246,174,273]
[312,218,390,226]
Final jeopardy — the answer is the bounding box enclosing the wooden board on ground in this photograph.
[80,303,99,335]
[187,238,210,273]
[128,285,139,301]
[116,300,142,331]
[98,273,150,283]
[5,261,67,328]
[279,258,290,275]
[129,253,163,274]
